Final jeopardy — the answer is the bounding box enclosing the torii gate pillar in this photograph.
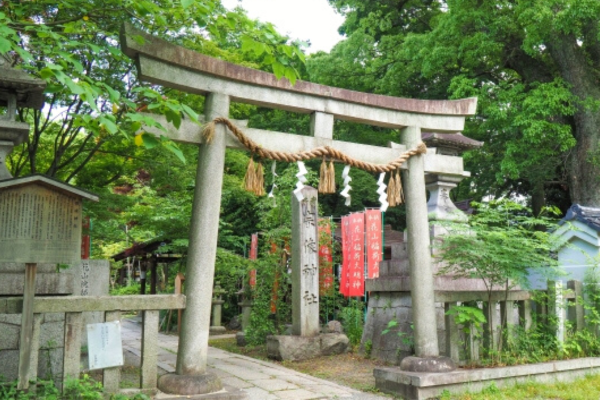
[158,93,229,394]
[401,126,441,360]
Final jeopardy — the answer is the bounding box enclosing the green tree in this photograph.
[314,0,600,211]
[0,0,305,182]
[436,200,561,358]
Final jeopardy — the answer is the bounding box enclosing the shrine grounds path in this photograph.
[121,319,389,400]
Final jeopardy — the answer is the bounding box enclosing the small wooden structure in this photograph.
[111,238,182,294]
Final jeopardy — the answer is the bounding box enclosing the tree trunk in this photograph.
[531,180,546,217]
[548,33,600,207]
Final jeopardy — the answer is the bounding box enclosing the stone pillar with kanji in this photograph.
[291,186,320,337]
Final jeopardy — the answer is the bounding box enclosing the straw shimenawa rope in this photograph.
[203,117,427,174]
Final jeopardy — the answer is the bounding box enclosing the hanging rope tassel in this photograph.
[244,158,256,193]
[319,159,328,194]
[395,170,405,205]
[255,160,265,196]
[327,160,336,193]
[387,171,397,207]
[202,121,216,144]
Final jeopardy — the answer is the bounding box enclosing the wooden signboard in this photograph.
[0,175,98,264]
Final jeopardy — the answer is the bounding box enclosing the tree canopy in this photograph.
[4,0,596,266]
[313,0,600,212]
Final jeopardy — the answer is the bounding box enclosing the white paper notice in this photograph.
[87,321,124,370]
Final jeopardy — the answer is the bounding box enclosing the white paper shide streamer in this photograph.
[340,165,352,206]
[377,172,389,212]
[293,161,308,201]
[268,161,278,206]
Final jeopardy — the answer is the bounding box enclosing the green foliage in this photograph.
[0,0,307,198]
[110,283,141,296]
[338,300,364,346]
[245,253,292,345]
[436,200,561,294]
[445,305,486,340]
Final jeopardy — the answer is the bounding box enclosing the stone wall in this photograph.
[0,260,109,382]
[361,292,446,364]
[68,260,110,344]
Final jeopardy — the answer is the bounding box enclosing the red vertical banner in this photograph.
[249,233,258,288]
[348,212,365,297]
[81,216,90,259]
[318,219,334,297]
[340,215,350,296]
[366,209,382,279]
[270,242,279,314]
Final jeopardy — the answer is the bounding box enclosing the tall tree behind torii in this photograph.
[317,0,599,211]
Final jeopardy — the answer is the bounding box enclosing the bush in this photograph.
[339,300,364,346]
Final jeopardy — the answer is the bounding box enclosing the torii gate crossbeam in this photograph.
[120,24,477,395]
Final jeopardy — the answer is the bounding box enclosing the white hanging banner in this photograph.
[293,161,308,201]
[341,165,352,206]
[377,172,389,212]
[268,161,278,206]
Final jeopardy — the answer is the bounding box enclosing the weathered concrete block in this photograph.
[320,334,349,356]
[0,323,20,349]
[0,263,59,274]
[0,350,20,381]
[44,312,65,323]
[38,348,64,381]
[0,273,74,295]
[0,314,21,325]
[40,321,65,349]
[267,335,320,361]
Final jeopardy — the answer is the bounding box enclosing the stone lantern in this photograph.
[0,53,46,180]
[209,281,227,335]
[422,132,482,231]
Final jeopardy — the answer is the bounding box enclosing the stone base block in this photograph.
[155,384,246,400]
[374,358,600,400]
[158,372,222,395]
[209,326,227,335]
[267,333,349,361]
[400,356,456,372]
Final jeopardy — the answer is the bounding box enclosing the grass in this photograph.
[438,373,600,399]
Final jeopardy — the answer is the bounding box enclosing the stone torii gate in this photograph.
[120,25,477,395]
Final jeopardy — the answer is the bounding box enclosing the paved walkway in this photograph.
[121,319,388,400]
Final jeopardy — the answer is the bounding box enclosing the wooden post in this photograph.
[175,273,185,334]
[150,256,158,295]
[18,263,37,390]
[140,259,147,295]
[63,312,83,388]
[567,280,584,332]
[103,311,121,394]
[141,310,159,390]
[444,302,460,363]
